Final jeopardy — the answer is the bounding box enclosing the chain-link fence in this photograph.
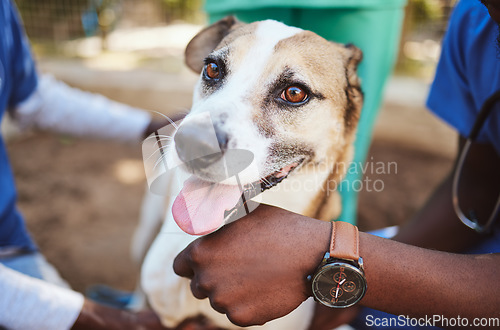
[15,0,204,42]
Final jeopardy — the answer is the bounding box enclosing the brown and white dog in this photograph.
[137,16,363,329]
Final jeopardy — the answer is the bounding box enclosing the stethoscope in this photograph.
[452,90,500,233]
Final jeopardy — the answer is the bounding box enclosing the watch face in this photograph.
[311,261,366,308]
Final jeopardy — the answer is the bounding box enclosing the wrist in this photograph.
[299,218,332,297]
[252,205,331,299]
[71,299,128,330]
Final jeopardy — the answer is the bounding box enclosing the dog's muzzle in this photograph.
[223,158,304,223]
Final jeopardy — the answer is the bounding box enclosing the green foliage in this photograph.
[160,0,204,23]
[410,0,443,23]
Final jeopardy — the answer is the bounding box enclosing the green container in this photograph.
[206,0,407,225]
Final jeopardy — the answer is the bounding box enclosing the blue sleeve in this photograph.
[426,0,496,141]
[7,1,38,107]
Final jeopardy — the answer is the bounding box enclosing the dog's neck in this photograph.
[260,143,354,221]
[260,161,334,218]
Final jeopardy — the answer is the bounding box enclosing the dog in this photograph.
[136,16,363,329]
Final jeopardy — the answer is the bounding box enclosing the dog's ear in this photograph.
[343,43,363,88]
[341,43,363,134]
[185,16,241,73]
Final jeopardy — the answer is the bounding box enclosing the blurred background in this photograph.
[3,0,457,293]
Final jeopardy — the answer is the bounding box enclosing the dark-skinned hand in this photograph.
[173,204,331,327]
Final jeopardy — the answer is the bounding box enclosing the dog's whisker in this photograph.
[153,144,173,168]
[149,110,179,129]
[159,145,171,154]
[144,147,168,163]
[249,181,259,192]
[153,153,168,171]
[144,135,173,142]
[153,137,173,144]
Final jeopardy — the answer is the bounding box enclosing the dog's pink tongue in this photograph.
[172,176,242,235]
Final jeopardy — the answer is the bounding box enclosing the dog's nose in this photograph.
[215,128,228,151]
[174,124,228,168]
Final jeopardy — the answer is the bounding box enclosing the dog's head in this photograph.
[169,17,363,235]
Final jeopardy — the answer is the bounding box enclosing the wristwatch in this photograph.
[309,221,367,308]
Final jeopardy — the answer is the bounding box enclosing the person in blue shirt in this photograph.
[172,0,500,329]
[0,1,168,329]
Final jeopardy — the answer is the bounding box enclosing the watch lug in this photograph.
[321,252,331,265]
[319,252,331,266]
[323,252,331,262]
[358,257,364,271]
[308,252,332,282]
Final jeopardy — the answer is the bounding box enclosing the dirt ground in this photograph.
[6,121,454,294]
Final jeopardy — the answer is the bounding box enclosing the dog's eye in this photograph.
[205,62,220,80]
[281,86,308,104]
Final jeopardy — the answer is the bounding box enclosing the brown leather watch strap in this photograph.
[329,221,359,261]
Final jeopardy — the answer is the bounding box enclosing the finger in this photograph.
[190,275,209,300]
[208,295,229,315]
[134,310,171,330]
[173,246,195,278]
[225,305,262,328]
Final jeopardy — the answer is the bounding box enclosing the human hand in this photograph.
[174,315,226,330]
[72,298,169,330]
[173,204,331,327]
[307,304,361,330]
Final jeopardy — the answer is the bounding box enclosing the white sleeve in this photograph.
[0,264,84,330]
[12,74,151,143]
